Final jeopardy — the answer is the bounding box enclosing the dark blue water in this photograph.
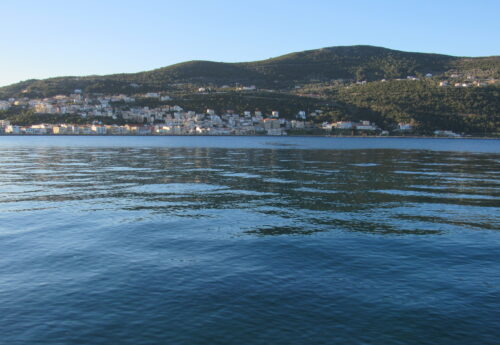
[0,137,499,345]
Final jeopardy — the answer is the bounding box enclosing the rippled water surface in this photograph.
[0,137,499,345]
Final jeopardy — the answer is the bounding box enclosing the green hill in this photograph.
[1,45,499,98]
[1,45,498,136]
[335,80,499,135]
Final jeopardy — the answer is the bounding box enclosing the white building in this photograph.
[5,125,21,134]
[334,121,354,129]
[297,111,306,120]
[291,120,305,129]
[355,121,377,131]
[398,123,413,131]
[91,125,107,135]
[237,85,256,91]
[322,122,333,130]
[0,101,11,110]
[434,130,460,137]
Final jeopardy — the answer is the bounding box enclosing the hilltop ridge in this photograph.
[1,45,499,98]
[0,45,498,136]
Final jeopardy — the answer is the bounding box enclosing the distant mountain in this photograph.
[1,45,499,98]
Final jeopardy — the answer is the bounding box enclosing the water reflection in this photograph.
[0,147,498,237]
[1,142,499,345]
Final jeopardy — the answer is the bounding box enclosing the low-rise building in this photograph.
[434,130,460,137]
[0,101,11,111]
[91,125,107,135]
[334,121,354,129]
[322,122,333,130]
[5,125,21,134]
[398,123,414,131]
[355,121,377,131]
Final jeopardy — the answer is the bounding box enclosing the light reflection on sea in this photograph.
[0,137,499,345]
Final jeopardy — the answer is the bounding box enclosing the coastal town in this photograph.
[0,89,384,136]
[0,87,466,136]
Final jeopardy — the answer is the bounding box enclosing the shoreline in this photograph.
[0,134,498,139]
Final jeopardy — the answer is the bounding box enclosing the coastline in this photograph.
[0,133,498,139]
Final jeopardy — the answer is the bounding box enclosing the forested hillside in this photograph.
[1,45,498,135]
[1,45,499,98]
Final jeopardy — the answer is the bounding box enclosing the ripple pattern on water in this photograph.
[0,138,499,345]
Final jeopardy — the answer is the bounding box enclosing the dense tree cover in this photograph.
[0,110,124,126]
[451,57,500,79]
[334,80,499,135]
[243,45,457,82]
[1,46,498,135]
[1,46,498,99]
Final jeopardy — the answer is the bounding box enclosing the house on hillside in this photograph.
[0,101,11,110]
[398,123,414,132]
[334,121,354,129]
[355,121,377,131]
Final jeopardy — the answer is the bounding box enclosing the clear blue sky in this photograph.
[1,0,499,86]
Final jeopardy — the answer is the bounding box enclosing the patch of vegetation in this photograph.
[0,109,124,126]
[334,80,499,135]
[2,45,498,99]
